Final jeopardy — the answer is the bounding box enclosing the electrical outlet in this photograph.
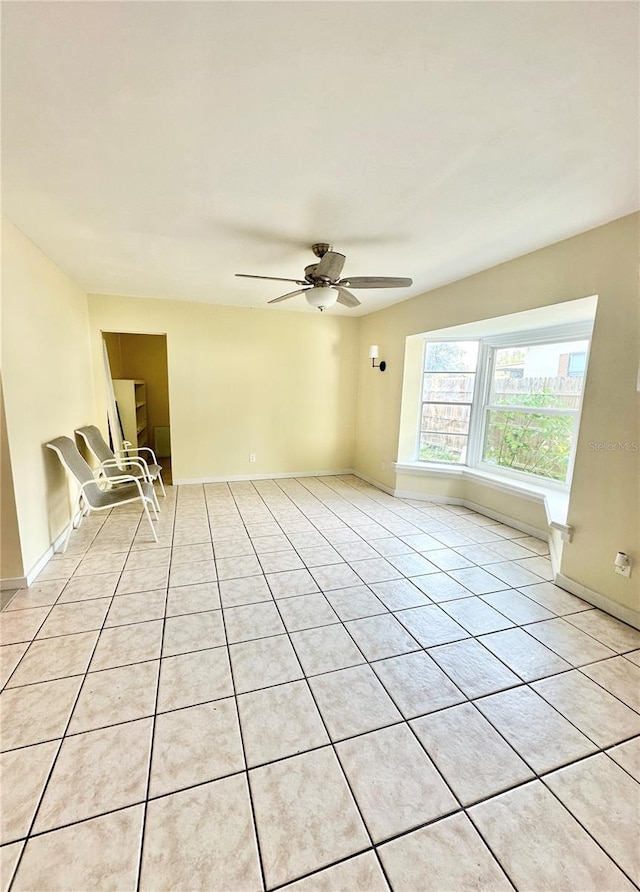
[615,564,631,578]
[249,453,256,463]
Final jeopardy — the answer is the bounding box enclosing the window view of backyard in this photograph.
[419,337,589,484]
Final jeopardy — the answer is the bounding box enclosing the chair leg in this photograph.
[157,471,166,498]
[142,498,158,543]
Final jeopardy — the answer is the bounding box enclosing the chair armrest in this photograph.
[99,457,150,475]
[118,446,159,466]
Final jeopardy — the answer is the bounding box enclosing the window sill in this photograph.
[394,461,571,537]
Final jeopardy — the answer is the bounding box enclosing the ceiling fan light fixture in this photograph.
[306,285,338,311]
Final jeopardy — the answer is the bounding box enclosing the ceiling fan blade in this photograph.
[338,276,413,289]
[313,251,346,281]
[236,274,306,284]
[336,288,361,308]
[267,288,309,304]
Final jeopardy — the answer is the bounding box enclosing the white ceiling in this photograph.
[2,2,638,315]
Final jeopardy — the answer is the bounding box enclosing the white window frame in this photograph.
[417,322,593,490]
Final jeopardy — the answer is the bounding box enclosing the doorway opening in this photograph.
[102,332,172,484]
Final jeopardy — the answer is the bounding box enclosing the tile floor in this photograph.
[1,475,639,891]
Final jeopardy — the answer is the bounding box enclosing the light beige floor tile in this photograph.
[424,548,474,571]
[252,534,291,553]
[607,737,640,782]
[516,555,553,579]
[216,555,263,580]
[372,650,466,718]
[0,675,83,751]
[34,557,80,582]
[309,664,402,740]
[213,538,255,558]
[378,812,512,892]
[104,590,166,627]
[347,558,402,584]
[517,582,591,616]
[57,572,120,603]
[410,572,471,602]
[230,634,303,693]
[524,618,617,667]
[73,552,128,576]
[455,544,504,565]
[168,559,217,588]
[546,753,640,883]
[481,589,556,624]
[369,579,430,611]
[412,702,534,805]
[90,620,163,671]
[448,567,511,595]
[469,780,636,892]
[34,718,153,832]
[259,550,305,573]
[296,545,344,567]
[309,564,362,592]
[157,646,233,711]
[385,552,439,577]
[36,598,111,638]
[441,597,514,635]
[395,604,469,647]
[371,537,414,557]
[345,614,420,661]
[6,630,98,687]
[116,566,169,595]
[290,624,364,676]
[68,660,159,734]
[150,698,244,796]
[325,587,387,622]
[238,680,328,766]
[218,575,273,607]
[488,539,541,561]
[250,746,369,888]
[532,670,640,747]
[165,581,221,615]
[281,851,389,892]
[141,774,261,891]
[0,607,50,645]
[277,592,340,631]
[162,609,225,655]
[334,542,379,561]
[170,542,213,565]
[0,841,23,892]
[0,741,59,843]
[623,649,640,667]
[479,628,572,681]
[401,533,446,551]
[475,686,597,773]
[267,568,322,598]
[12,805,144,892]
[564,610,640,654]
[337,723,457,843]
[0,642,29,687]
[484,561,544,588]
[223,600,285,643]
[4,582,65,612]
[428,637,521,699]
[124,547,171,572]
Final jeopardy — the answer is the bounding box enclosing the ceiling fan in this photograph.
[236,243,412,311]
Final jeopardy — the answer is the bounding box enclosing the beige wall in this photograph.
[1,218,95,575]
[356,214,640,611]
[88,296,360,481]
[0,375,23,580]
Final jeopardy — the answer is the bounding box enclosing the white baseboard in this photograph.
[174,468,355,485]
[554,573,640,631]
[0,575,27,591]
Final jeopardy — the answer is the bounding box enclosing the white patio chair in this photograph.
[75,424,166,503]
[46,435,158,552]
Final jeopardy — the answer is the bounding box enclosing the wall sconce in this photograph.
[369,345,386,372]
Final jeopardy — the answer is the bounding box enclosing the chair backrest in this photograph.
[46,436,103,505]
[75,425,115,464]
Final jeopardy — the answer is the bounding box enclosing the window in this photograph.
[419,341,479,463]
[418,329,591,486]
